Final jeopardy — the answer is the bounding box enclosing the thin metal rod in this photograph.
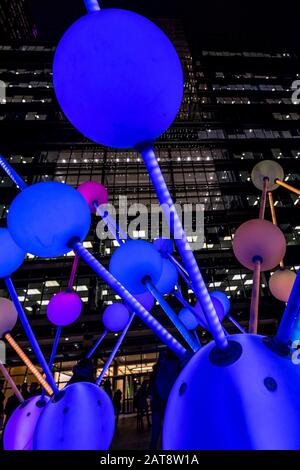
[73,241,187,359]
[275,179,300,196]
[259,177,269,220]
[95,314,135,386]
[86,330,107,359]
[94,203,127,243]
[140,147,228,351]
[249,259,261,334]
[41,326,62,399]
[5,334,53,395]
[68,255,79,289]
[145,280,199,352]
[0,361,24,402]
[227,314,246,333]
[193,330,201,346]
[5,277,59,394]
[168,254,192,287]
[268,192,285,268]
[276,269,300,345]
[84,0,100,12]
[173,288,197,314]
[0,154,27,190]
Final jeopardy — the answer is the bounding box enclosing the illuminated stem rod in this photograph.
[72,241,187,359]
[275,179,300,196]
[0,361,24,402]
[0,154,27,190]
[84,0,100,13]
[144,280,199,352]
[276,269,300,345]
[268,191,285,268]
[86,330,107,359]
[94,202,127,244]
[4,333,53,395]
[249,177,269,334]
[139,146,228,351]
[95,313,135,386]
[5,278,59,394]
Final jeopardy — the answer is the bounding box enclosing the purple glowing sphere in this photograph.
[47,290,82,326]
[4,395,49,450]
[77,181,109,214]
[102,303,130,332]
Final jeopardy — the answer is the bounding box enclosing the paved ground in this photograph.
[111,414,154,450]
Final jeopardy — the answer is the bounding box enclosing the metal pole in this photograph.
[249,258,261,334]
[268,192,285,268]
[86,330,107,359]
[83,0,100,13]
[275,179,300,196]
[0,154,27,190]
[72,241,187,359]
[5,278,59,394]
[140,146,228,351]
[95,314,135,386]
[145,280,199,352]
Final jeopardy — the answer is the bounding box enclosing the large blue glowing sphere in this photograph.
[109,240,163,294]
[155,258,178,295]
[0,228,25,278]
[102,303,130,332]
[4,396,49,450]
[7,182,91,258]
[163,334,300,449]
[33,382,115,450]
[53,9,184,149]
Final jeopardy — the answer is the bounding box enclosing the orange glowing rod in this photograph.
[4,333,53,396]
[275,179,300,196]
[268,191,285,269]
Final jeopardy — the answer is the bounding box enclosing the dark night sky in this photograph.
[27,0,300,53]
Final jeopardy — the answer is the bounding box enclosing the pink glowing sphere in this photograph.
[232,219,286,271]
[47,290,82,326]
[102,303,130,332]
[269,269,296,302]
[0,297,18,338]
[77,181,109,213]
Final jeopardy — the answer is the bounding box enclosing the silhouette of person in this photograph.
[112,389,122,425]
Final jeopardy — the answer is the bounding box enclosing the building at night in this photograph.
[0,18,299,415]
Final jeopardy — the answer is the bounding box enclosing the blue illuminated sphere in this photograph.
[102,303,130,332]
[0,228,25,278]
[109,240,163,294]
[178,308,198,331]
[4,396,49,450]
[7,182,91,258]
[53,9,184,149]
[155,258,178,295]
[210,290,230,316]
[163,334,300,449]
[33,382,115,450]
[153,238,174,258]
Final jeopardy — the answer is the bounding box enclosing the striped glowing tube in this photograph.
[140,146,228,351]
[5,333,53,396]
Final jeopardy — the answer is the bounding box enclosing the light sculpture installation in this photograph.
[0,0,298,450]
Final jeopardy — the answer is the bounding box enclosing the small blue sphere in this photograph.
[163,334,300,449]
[109,240,163,294]
[0,228,25,278]
[153,238,174,258]
[210,291,230,316]
[102,303,130,332]
[8,182,91,258]
[33,382,115,450]
[53,9,184,149]
[155,258,178,295]
[178,307,199,331]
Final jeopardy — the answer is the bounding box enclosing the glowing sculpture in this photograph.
[178,308,199,331]
[77,181,109,213]
[47,290,82,326]
[53,9,183,148]
[163,333,300,450]
[102,303,130,332]
[8,182,91,257]
[33,382,115,450]
[0,228,25,278]
[155,258,178,295]
[4,396,49,450]
[0,297,18,336]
